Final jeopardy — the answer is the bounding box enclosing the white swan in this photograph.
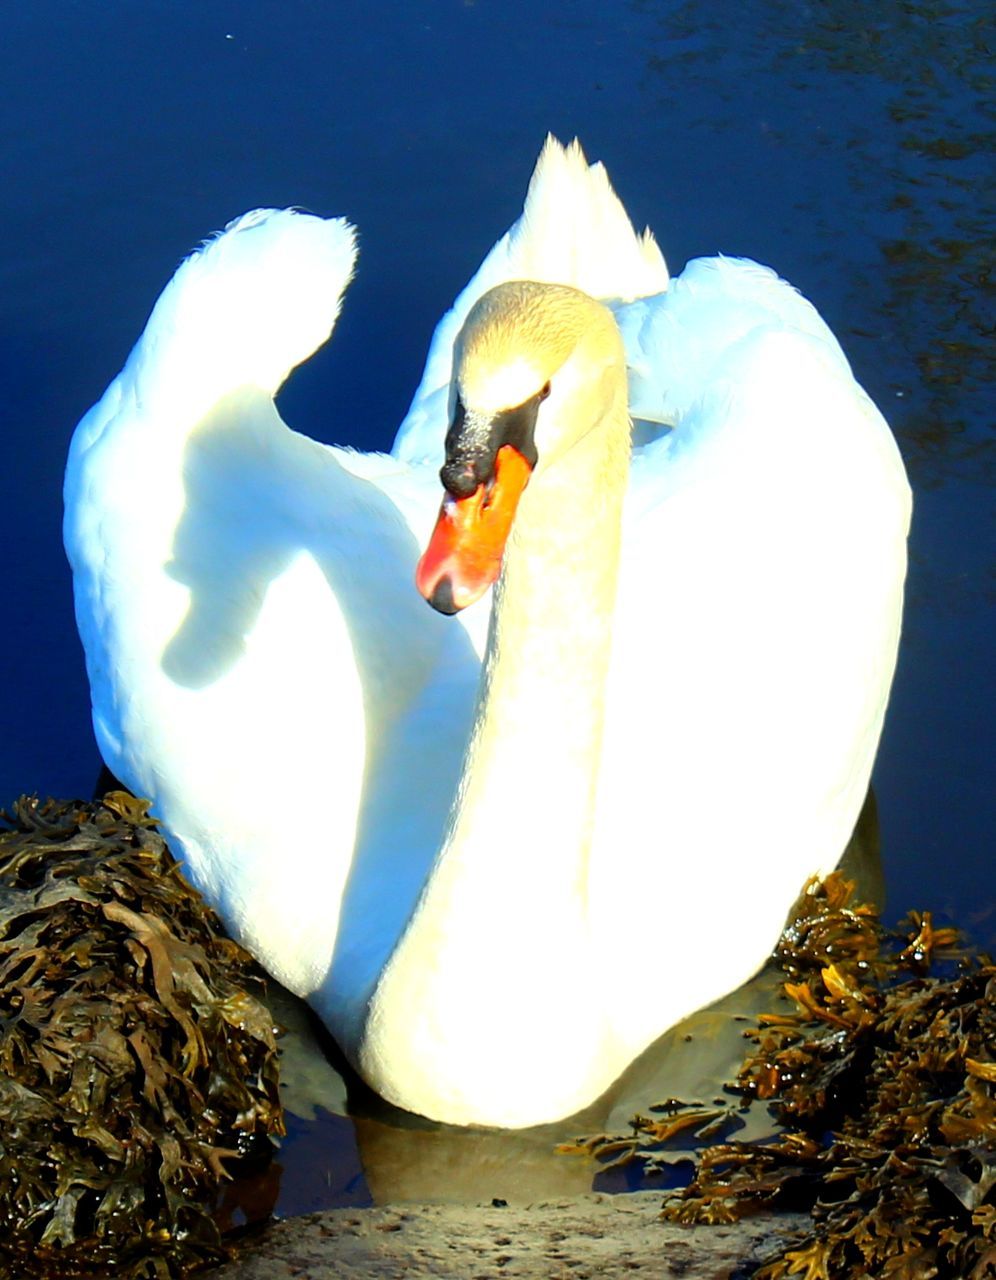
[64,139,911,1129]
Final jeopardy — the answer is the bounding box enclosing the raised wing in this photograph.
[589,260,911,1050]
[64,209,476,1007]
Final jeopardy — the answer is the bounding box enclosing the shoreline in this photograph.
[217,1193,806,1279]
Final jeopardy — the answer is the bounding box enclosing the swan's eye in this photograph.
[538,381,551,401]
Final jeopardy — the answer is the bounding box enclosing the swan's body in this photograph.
[65,140,911,1128]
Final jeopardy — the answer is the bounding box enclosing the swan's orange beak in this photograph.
[416,444,533,614]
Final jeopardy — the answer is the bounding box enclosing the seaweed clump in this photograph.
[0,794,284,1277]
[574,874,995,1279]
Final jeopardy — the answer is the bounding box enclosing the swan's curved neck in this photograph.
[457,418,629,884]
[361,365,632,1127]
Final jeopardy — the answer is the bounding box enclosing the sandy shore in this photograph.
[218,1194,805,1279]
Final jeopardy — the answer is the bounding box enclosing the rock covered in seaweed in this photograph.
[0,793,284,1277]
[570,874,995,1278]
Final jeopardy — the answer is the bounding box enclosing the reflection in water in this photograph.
[631,0,992,490]
[222,792,882,1218]
[804,2,992,490]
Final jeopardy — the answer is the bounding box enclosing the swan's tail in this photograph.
[511,135,668,302]
[127,209,357,412]
[394,137,666,464]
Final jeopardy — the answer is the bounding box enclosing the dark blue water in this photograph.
[2,0,992,1215]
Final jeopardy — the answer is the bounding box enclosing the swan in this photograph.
[64,138,911,1129]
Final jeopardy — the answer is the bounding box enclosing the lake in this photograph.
[1,0,991,1220]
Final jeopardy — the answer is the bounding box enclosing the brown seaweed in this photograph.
[0,794,284,1277]
[570,874,995,1279]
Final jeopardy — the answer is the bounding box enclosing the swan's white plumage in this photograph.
[65,139,911,1128]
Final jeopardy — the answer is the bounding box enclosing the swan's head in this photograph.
[416,281,624,614]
